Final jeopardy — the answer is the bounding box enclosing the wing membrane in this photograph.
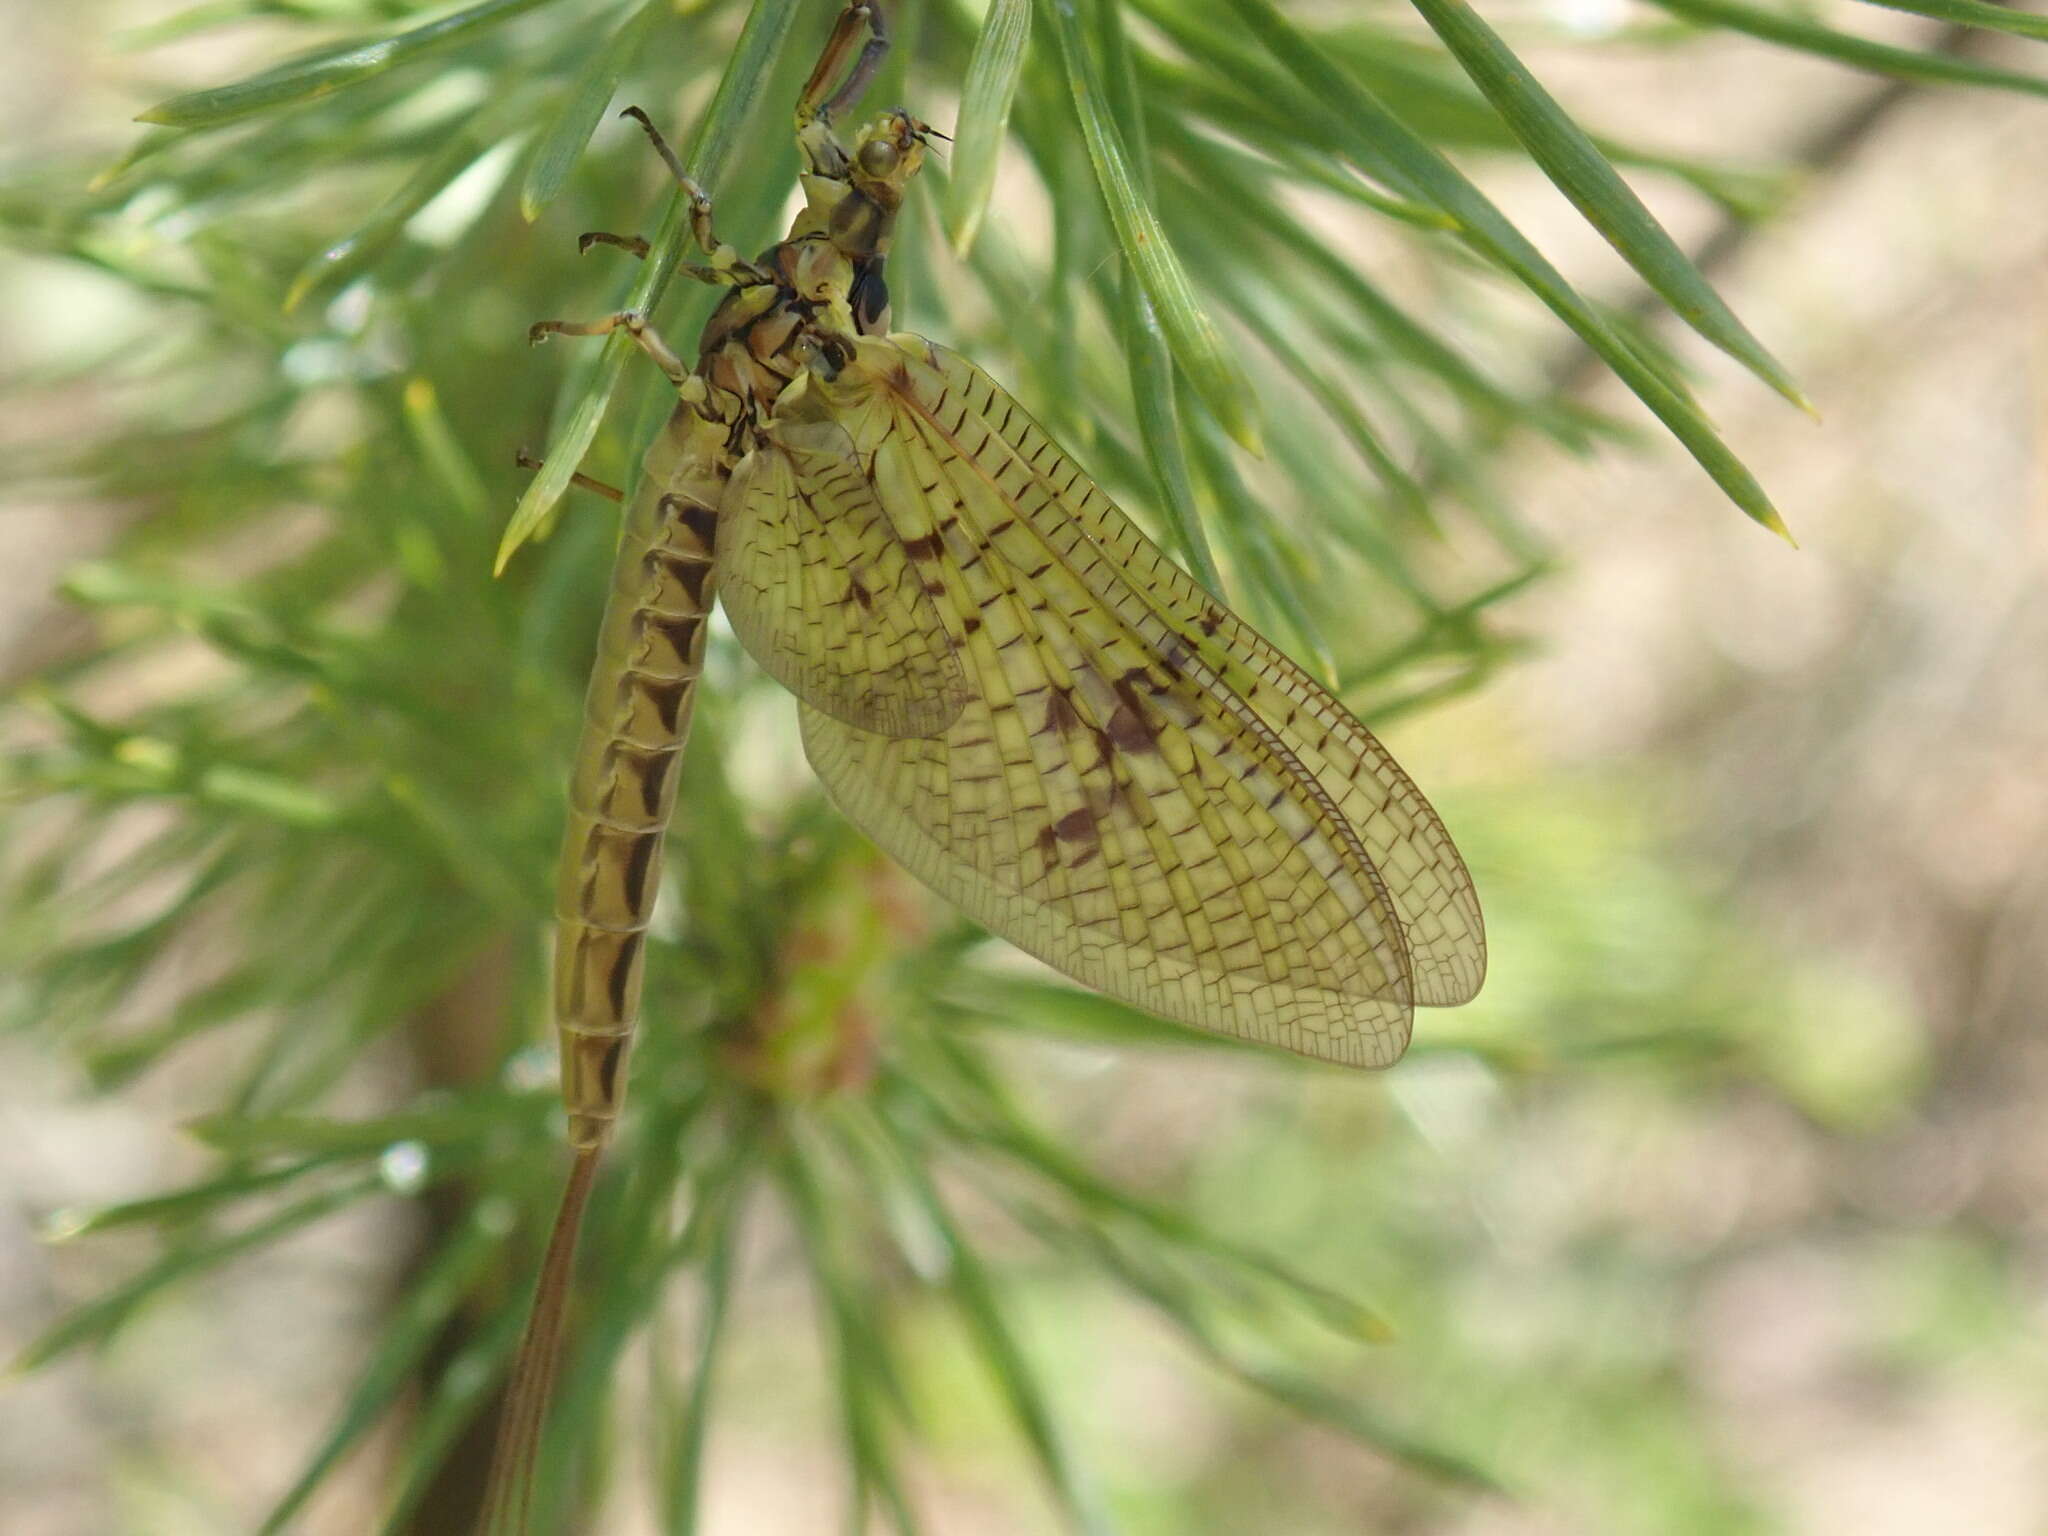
[717,403,968,738]
[788,335,1485,1064]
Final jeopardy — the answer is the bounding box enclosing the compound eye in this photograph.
[857,138,900,177]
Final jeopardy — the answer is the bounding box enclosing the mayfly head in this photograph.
[794,108,934,262]
[847,111,933,209]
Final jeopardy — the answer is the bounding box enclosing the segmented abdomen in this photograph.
[553,407,726,1149]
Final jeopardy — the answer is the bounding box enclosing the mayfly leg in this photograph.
[620,106,777,284]
[514,448,624,503]
[576,230,649,260]
[798,1,889,128]
[573,108,779,282]
[528,308,695,393]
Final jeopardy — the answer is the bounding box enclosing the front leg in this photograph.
[797,2,889,129]
[617,107,776,285]
[528,309,702,401]
[577,230,650,260]
[575,231,763,296]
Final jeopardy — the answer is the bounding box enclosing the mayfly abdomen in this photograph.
[482,9,956,1527]
[552,405,725,1151]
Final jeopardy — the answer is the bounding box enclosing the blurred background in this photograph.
[2,1,2045,1533]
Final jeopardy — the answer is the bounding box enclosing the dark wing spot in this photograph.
[1052,806,1098,844]
[901,531,946,562]
[1120,663,1170,698]
[1041,687,1082,739]
[1107,677,1161,753]
[1034,822,1060,869]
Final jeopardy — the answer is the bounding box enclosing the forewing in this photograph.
[716,402,968,738]
[890,336,1484,1006]
[796,335,1484,1065]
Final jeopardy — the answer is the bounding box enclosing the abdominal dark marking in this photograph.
[637,612,703,673]
[593,1036,629,1105]
[676,558,712,608]
[654,611,703,649]
[643,545,713,610]
[604,934,643,1018]
[636,676,691,734]
[662,495,721,555]
[621,833,658,913]
[634,750,674,818]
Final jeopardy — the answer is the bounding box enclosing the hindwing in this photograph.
[716,394,968,738]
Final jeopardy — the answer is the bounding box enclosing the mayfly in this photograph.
[482,1,1485,1526]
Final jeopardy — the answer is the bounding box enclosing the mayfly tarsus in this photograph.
[482,2,1486,1526]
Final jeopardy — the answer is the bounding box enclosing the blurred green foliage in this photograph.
[1,0,2025,1530]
